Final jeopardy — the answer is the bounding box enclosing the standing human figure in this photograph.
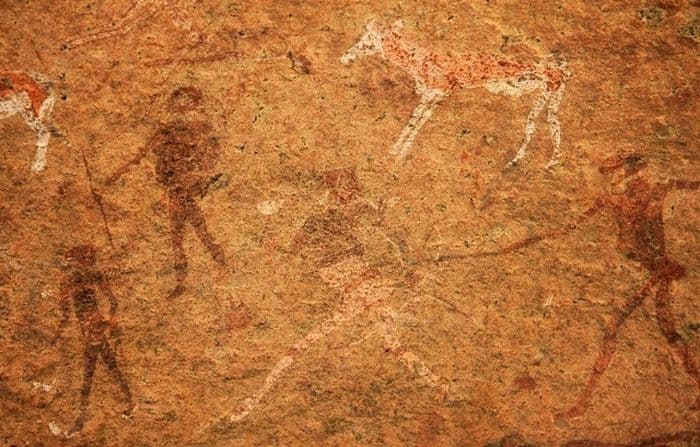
[107,86,226,298]
[53,244,133,435]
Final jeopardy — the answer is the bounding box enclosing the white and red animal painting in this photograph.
[0,70,55,173]
[341,19,570,168]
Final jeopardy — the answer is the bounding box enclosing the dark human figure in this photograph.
[53,244,133,435]
[556,153,700,418]
[107,86,226,298]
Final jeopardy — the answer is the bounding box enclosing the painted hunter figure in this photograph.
[228,168,452,422]
[52,244,133,436]
[446,152,700,417]
[555,152,700,418]
[107,86,226,298]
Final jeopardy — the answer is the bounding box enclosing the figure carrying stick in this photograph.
[439,152,699,417]
[52,244,133,436]
[107,86,226,298]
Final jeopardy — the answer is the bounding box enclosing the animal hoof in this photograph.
[545,159,560,169]
[504,159,519,170]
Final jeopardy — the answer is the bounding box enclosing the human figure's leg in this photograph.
[557,281,652,419]
[100,340,133,412]
[168,193,189,283]
[654,280,700,408]
[377,307,450,398]
[70,343,100,434]
[183,194,225,265]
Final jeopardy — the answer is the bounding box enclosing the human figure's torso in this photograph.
[606,178,678,276]
[68,269,107,339]
[150,119,218,191]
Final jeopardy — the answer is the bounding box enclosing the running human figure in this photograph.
[555,153,700,418]
[446,152,700,417]
[107,86,226,298]
[52,244,133,436]
[227,168,451,423]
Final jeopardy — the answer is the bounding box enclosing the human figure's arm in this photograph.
[436,197,606,262]
[105,140,153,185]
[99,278,118,319]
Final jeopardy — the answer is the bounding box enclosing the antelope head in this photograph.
[341,19,403,64]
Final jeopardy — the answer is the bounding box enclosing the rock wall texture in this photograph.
[1,0,699,445]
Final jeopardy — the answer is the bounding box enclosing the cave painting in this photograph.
[0,70,55,173]
[556,153,700,418]
[50,245,134,437]
[341,19,569,168]
[107,86,226,299]
[63,0,201,50]
[228,168,452,422]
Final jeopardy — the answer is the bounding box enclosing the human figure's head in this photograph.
[168,86,204,115]
[64,244,97,268]
[323,168,361,204]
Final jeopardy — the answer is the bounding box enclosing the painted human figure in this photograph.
[52,245,133,435]
[228,168,450,422]
[107,86,226,298]
[461,153,700,417]
[554,153,700,418]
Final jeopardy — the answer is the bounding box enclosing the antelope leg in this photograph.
[507,89,550,167]
[390,94,442,161]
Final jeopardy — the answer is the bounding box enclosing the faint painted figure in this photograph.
[107,86,225,298]
[0,70,55,172]
[554,153,700,418]
[341,19,570,167]
[63,0,201,49]
[228,168,451,422]
[51,245,133,436]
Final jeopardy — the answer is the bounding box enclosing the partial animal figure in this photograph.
[0,70,55,172]
[63,0,201,50]
[341,19,570,168]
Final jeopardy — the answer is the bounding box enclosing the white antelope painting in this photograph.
[0,71,55,173]
[341,19,571,168]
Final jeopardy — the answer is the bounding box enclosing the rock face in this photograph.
[0,1,698,445]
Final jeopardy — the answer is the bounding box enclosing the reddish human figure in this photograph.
[53,245,133,436]
[107,86,226,298]
[555,153,700,418]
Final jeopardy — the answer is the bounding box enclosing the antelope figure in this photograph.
[0,70,55,173]
[341,19,570,168]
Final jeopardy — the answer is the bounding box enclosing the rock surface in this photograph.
[1,1,699,445]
